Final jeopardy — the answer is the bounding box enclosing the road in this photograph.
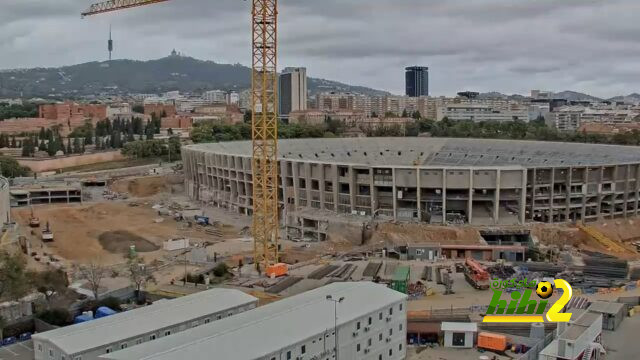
[0,340,34,360]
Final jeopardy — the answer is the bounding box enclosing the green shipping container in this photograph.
[391,266,410,294]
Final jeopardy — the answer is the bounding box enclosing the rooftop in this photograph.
[587,301,625,315]
[32,288,257,355]
[186,137,640,167]
[441,322,478,332]
[103,282,406,360]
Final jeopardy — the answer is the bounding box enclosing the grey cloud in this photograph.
[0,0,638,97]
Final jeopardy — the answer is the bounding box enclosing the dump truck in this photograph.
[477,332,507,352]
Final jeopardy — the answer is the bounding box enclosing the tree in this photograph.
[127,256,154,300]
[73,138,81,154]
[0,251,29,300]
[0,156,29,177]
[411,111,421,120]
[401,109,409,118]
[10,136,16,148]
[66,138,72,154]
[243,110,252,123]
[132,104,144,114]
[30,269,68,309]
[78,262,107,299]
[167,127,174,135]
[39,139,47,152]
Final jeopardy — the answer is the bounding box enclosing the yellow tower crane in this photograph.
[81,0,280,270]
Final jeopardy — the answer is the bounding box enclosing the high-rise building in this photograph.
[278,67,307,120]
[405,66,429,97]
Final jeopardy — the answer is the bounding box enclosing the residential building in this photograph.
[103,282,408,360]
[226,91,240,105]
[144,104,176,118]
[405,66,429,97]
[531,90,553,100]
[316,92,355,111]
[203,90,226,104]
[32,289,257,360]
[278,67,307,120]
[436,104,530,122]
[442,322,477,348]
[553,106,584,132]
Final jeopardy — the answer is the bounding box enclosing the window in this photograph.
[367,339,372,346]
[192,321,199,327]
[286,350,292,359]
[217,314,222,320]
[389,307,393,315]
[368,317,372,325]
[61,357,65,360]
[271,357,276,360]
[389,328,393,336]
[38,345,43,352]
[452,332,466,347]
[120,343,128,350]
[356,321,361,330]
[379,312,383,320]
[301,345,306,354]
[228,312,233,317]
[389,349,393,356]
[357,344,361,352]
[74,357,82,360]
[150,334,157,341]
[49,349,54,357]
[105,348,112,354]
[135,338,143,345]
[164,330,171,336]
[379,356,382,360]
[399,303,403,311]
[399,343,403,351]
[399,324,403,331]
[379,333,383,341]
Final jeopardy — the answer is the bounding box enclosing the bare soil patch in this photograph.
[111,176,168,197]
[98,230,160,254]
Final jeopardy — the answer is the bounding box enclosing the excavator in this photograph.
[464,258,490,290]
[29,207,40,228]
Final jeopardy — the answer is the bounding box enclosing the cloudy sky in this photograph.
[1,0,639,97]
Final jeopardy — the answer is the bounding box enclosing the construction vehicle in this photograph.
[577,223,632,254]
[477,332,507,352]
[41,221,54,242]
[464,258,490,290]
[265,263,288,278]
[29,208,40,228]
[194,215,210,226]
[81,0,280,273]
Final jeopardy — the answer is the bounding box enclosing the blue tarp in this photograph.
[74,314,93,324]
[95,306,117,318]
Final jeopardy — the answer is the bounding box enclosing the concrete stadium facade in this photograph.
[0,177,11,225]
[183,138,640,240]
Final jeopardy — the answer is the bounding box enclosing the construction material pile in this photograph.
[408,282,427,298]
[486,264,516,279]
[513,262,565,276]
[583,251,628,279]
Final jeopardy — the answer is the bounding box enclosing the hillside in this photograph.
[0,55,389,98]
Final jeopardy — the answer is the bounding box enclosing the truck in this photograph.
[464,258,490,290]
[265,263,288,278]
[41,221,54,242]
[29,208,40,228]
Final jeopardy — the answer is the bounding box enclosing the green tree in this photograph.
[0,251,29,300]
[10,136,16,148]
[0,157,29,177]
[66,138,72,154]
[132,104,144,114]
[244,110,252,123]
[401,109,409,118]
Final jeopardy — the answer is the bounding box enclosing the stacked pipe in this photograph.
[583,256,628,279]
[513,262,565,275]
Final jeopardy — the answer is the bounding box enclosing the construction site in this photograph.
[0,138,639,359]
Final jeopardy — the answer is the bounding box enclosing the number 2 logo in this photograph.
[546,279,573,322]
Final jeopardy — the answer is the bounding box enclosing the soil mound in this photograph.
[98,230,160,254]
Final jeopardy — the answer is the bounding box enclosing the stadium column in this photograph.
[349,166,355,213]
[305,162,312,209]
[468,170,473,225]
[565,167,572,222]
[494,170,500,225]
[292,162,300,208]
[369,168,375,216]
[392,168,398,220]
[635,164,640,216]
[442,170,447,225]
[331,164,339,212]
[319,164,325,209]
[520,169,527,225]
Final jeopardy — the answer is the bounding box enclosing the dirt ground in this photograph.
[371,223,484,246]
[110,175,182,198]
[13,202,182,265]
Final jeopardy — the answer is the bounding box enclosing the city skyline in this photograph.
[1,0,640,98]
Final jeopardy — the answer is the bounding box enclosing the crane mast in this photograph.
[82,0,280,270]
